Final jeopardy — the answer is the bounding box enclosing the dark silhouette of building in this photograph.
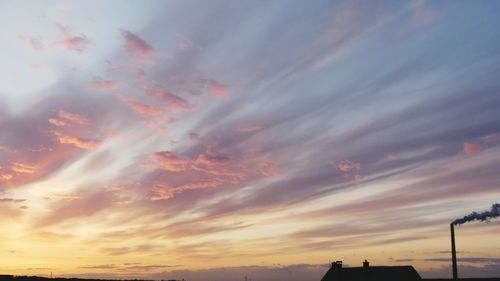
[321,260,421,281]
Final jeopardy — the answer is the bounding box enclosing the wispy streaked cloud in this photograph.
[1,1,500,280]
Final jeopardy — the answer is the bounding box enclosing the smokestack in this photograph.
[450,223,458,280]
[449,203,500,280]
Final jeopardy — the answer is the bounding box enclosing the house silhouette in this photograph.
[321,260,421,281]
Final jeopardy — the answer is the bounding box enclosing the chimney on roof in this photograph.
[331,260,343,270]
[363,260,370,269]
[331,261,343,281]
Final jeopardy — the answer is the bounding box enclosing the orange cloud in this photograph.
[53,131,102,150]
[48,118,67,127]
[54,35,91,53]
[148,151,190,172]
[194,153,229,166]
[120,29,155,56]
[117,94,164,116]
[463,142,479,154]
[150,180,222,201]
[130,102,164,116]
[10,162,36,174]
[42,194,81,201]
[0,173,13,180]
[58,110,89,125]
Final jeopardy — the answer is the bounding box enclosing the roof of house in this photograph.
[321,262,421,281]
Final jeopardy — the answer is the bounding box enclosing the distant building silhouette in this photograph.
[321,260,421,281]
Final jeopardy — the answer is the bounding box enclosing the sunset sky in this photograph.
[1,1,500,280]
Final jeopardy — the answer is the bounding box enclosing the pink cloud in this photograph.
[258,162,280,177]
[194,153,229,166]
[129,101,164,116]
[116,94,165,116]
[387,154,398,161]
[30,63,43,70]
[90,79,120,91]
[148,151,190,172]
[58,110,89,125]
[150,180,222,201]
[120,29,155,56]
[18,36,44,51]
[210,80,230,98]
[145,85,192,110]
[53,35,91,53]
[136,69,146,81]
[144,146,280,200]
[178,40,192,50]
[463,142,479,154]
[482,132,500,143]
[336,160,361,172]
[234,125,262,133]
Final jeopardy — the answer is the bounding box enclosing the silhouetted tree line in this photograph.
[0,276,185,281]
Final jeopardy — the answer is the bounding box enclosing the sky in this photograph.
[1,0,500,280]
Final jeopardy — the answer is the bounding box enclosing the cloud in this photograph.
[424,257,500,264]
[90,79,120,91]
[120,29,155,56]
[411,0,436,27]
[145,85,192,110]
[463,142,479,154]
[482,132,500,143]
[18,36,44,51]
[48,118,67,127]
[210,80,229,98]
[149,180,222,201]
[421,264,500,279]
[10,162,36,174]
[147,151,190,172]
[142,144,280,202]
[31,63,43,70]
[53,131,102,150]
[79,264,117,270]
[58,110,89,125]
[0,198,26,203]
[37,190,117,227]
[54,35,91,53]
[178,40,192,50]
[152,264,327,281]
[194,150,230,166]
[234,125,262,133]
[116,94,165,116]
[136,69,147,81]
[336,160,361,172]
